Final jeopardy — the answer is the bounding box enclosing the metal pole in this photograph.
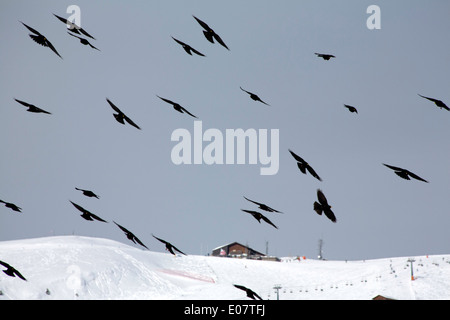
[407,258,415,280]
[273,284,281,300]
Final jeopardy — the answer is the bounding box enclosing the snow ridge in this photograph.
[0,236,449,300]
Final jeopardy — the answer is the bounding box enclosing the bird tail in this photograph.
[313,202,323,215]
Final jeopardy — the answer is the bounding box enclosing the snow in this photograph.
[0,236,449,300]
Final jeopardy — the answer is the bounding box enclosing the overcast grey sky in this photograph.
[1,0,449,261]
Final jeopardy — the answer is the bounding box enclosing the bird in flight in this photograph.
[382,164,429,183]
[69,201,107,222]
[241,209,278,229]
[344,104,358,114]
[172,37,205,57]
[240,87,270,106]
[0,200,22,213]
[0,260,27,281]
[193,15,229,50]
[114,221,149,250]
[243,196,282,213]
[152,234,187,256]
[75,188,99,199]
[53,13,95,40]
[68,32,100,51]
[106,98,141,130]
[289,149,322,181]
[156,95,198,119]
[315,53,335,61]
[418,94,449,111]
[20,21,62,59]
[313,189,337,223]
[233,284,263,300]
[14,98,52,114]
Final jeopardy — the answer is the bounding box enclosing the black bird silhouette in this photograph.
[69,201,107,222]
[243,196,282,213]
[289,149,322,181]
[14,98,51,114]
[106,98,141,130]
[233,284,263,300]
[53,13,95,40]
[418,94,449,111]
[193,15,229,50]
[0,200,22,213]
[315,53,335,60]
[240,87,270,106]
[344,104,358,114]
[156,95,198,119]
[75,187,99,199]
[313,189,337,223]
[68,32,100,51]
[114,221,149,250]
[20,21,62,59]
[383,164,429,183]
[152,234,187,256]
[172,37,205,57]
[0,260,26,281]
[241,209,278,229]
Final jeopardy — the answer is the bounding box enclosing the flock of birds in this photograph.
[1,9,448,300]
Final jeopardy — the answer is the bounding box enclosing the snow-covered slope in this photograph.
[0,236,448,300]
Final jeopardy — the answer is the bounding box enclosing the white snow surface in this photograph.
[0,236,449,300]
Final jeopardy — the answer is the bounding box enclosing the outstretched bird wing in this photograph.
[306,165,322,181]
[193,15,211,32]
[383,163,404,172]
[53,13,96,40]
[260,214,278,229]
[14,98,33,108]
[212,32,229,50]
[114,221,130,234]
[288,149,305,163]
[20,21,42,36]
[179,106,198,119]
[406,170,429,183]
[89,212,107,222]
[44,39,63,59]
[189,46,205,57]
[324,208,337,223]
[106,98,123,114]
[317,189,329,207]
[70,200,89,214]
[240,86,253,96]
[132,236,149,250]
[123,114,141,130]
[156,95,177,106]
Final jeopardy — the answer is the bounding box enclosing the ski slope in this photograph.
[0,236,448,300]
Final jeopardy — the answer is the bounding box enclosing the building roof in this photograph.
[212,242,265,256]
